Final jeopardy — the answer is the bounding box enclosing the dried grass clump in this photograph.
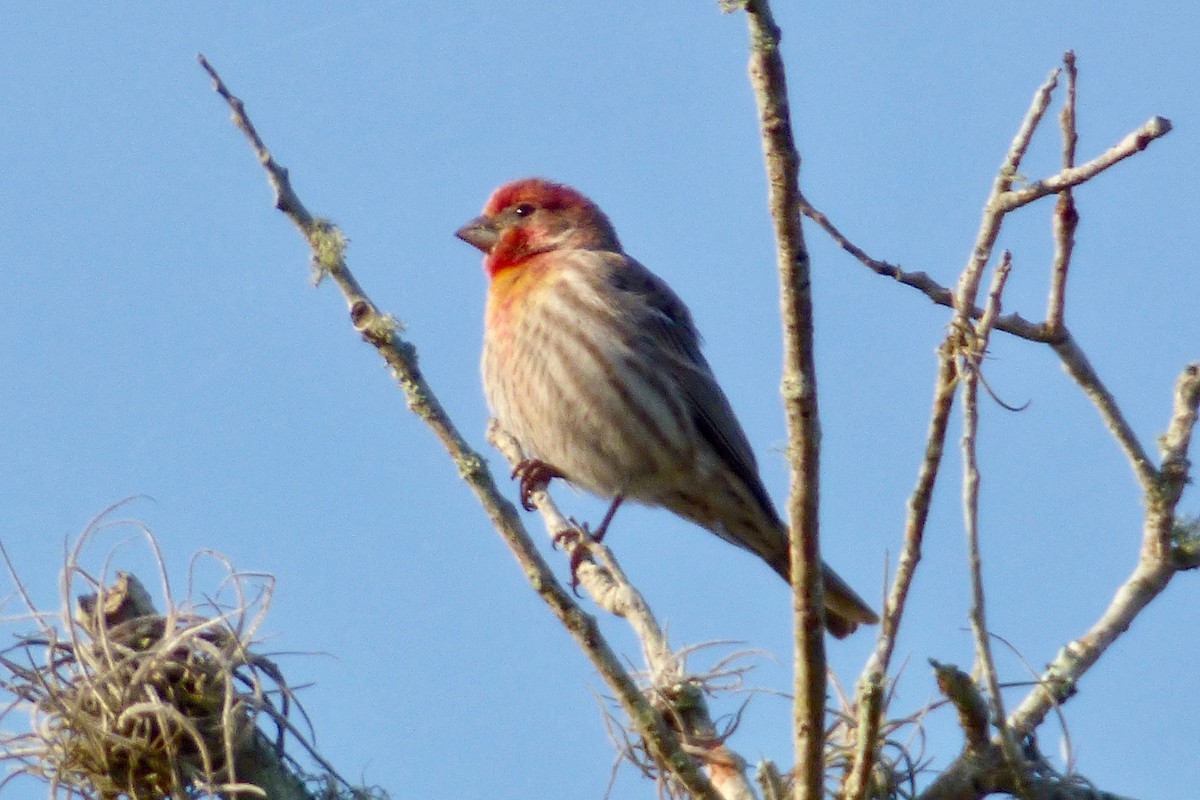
[825,667,931,800]
[590,643,931,800]
[0,512,332,800]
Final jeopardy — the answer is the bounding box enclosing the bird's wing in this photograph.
[602,254,777,520]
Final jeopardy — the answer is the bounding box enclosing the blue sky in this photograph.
[2,4,1197,799]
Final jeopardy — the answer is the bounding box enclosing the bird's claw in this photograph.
[512,459,562,511]
[552,524,594,595]
[554,497,625,593]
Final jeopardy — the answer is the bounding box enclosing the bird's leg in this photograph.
[590,495,624,543]
[512,458,563,511]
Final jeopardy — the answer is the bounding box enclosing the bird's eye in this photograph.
[513,203,536,218]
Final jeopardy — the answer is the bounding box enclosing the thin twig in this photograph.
[1051,335,1157,490]
[799,195,1050,342]
[739,4,825,799]
[995,116,1172,212]
[960,253,1028,798]
[845,353,956,800]
[962,69,1059,317]
[198,54,722,800]
[1158,364,1200,505]
[1046,51,1079,335]
[987,631,1077,776]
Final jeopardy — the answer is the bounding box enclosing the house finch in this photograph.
[457,178,877,638]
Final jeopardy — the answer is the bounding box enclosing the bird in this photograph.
[456,177,877,637]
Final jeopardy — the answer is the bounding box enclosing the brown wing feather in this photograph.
[603,255,778,523]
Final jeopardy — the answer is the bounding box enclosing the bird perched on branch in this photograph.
[457,177,877,638]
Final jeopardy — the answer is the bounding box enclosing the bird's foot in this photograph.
[551,524,593,595]
[551,496,625,594]
[512,459,563,511]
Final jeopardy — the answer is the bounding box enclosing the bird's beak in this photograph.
[455,215,499,254]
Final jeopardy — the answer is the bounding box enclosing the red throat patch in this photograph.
[485,226,540,277]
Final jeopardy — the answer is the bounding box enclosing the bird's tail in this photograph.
[659,473,878,638]
[766,547,879,639]
[817,561,879,639]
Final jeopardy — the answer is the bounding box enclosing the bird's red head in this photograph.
[456,178,621,277]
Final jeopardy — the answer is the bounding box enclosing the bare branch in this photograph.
[930,661,989,752]
[739,3,826,798]
[801,57,1171,351]
[1158,363,1200,507]
[961,70,1059,325]
[807,101,1167,342]
[924,655,1144,800]
[849,50,1183,800]
[1008,361,1200,737]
